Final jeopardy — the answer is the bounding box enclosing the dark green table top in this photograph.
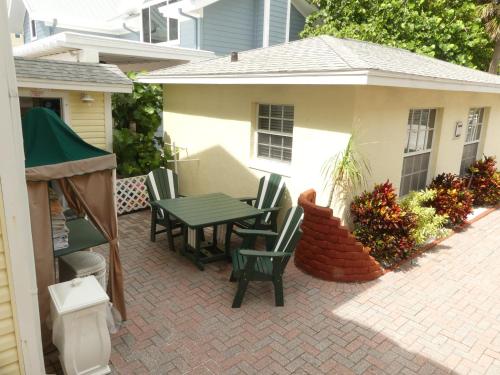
[54,218,108,257]
[152,193,263,228]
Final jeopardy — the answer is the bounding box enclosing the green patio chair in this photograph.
[145,168,184,248]
[230,206,304,308]
[237,173,286,233]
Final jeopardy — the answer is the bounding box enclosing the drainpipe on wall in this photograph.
[178,8,199,49]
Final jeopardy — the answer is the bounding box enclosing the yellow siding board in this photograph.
[0,348,18,368]
[0,333,16,352]
[0,271,7,288]
[0,303,12,321]
[0,193,21,374]
[0,287,9,304]
[0,319,14,336]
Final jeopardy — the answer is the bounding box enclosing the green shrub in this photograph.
[428,173,474,226]
[112,72,171,177]
[350,181,417,268]
[400,190,448,246]
[467,156,500,206]
[113,129,172,178]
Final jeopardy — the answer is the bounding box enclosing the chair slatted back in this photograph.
[255,173,286,223]
[272,206,304,267]
[145,168,179,218]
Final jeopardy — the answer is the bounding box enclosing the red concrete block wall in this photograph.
[294,189,384,282]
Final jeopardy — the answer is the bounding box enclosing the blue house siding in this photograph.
[254,0,264,48]
[23,12,52,43]
[268,0,287,45]
[201,0,257,55]
[289,4,305,41]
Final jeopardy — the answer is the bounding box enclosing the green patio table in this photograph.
[151,193,263,270]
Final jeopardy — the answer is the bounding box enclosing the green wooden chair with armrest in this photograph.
[237,173,286,233]
[230,206,304,308]
[145,168,185,249]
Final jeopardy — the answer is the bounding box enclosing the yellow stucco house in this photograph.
[140,36,500,217]
[14,57,132,151]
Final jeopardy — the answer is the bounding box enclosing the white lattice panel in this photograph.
[116,175,149,215]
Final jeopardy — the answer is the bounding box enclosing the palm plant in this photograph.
[478,0,500,73]
[322,135,371,208]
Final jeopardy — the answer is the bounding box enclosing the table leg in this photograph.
[224,222,233,259]
[181,225,188,256]
[212,225,218,250]
[194,227,204,271]
[165,215,176,253]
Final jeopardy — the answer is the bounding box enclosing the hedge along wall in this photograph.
[295,189,384,282]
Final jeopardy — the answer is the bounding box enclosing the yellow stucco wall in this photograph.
[163,84,500,218]
[0,192,22,375]
[19,88,109,151]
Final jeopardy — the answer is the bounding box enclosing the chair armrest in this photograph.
[233,228,279,238]
[260,206,280,213]
[239,249,289,258]
[238,196,257,205]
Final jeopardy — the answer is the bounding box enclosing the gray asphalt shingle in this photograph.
[14,57,132,88]
[143,36,500,86]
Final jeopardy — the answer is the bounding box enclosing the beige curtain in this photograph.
[60,171,126,320]
[27,181,54,349]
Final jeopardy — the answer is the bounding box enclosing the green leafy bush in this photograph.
[400,189,448,246]
[350,181,417,268]
[113,129,172,178]
[428,173,474,226]
[112,72,172,177]
[467,156,500,206]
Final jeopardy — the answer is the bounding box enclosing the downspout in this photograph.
[178,8,199,49]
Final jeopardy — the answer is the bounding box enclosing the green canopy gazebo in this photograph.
[22,108,126,347]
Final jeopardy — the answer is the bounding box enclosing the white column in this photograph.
[0,1,46,373]
[263,0,271,47]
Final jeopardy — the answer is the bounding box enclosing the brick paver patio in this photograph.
[48,209,500,374]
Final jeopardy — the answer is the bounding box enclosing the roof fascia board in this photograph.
[138,71,371,85]
[16,78,133,93]
[14,32,215,61]
[138,70,500,93]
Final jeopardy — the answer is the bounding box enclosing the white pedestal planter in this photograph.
[49,276,111,375]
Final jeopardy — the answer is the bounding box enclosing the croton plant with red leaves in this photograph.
[350,181,417,267]
[428,173,474,226]
[467,156,500,207]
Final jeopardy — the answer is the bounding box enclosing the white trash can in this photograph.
[49,276,111,375]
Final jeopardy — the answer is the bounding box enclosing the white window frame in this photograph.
[29,17,37,40]
[400,108,437,196]
[460,107,485,175]
[249,103,294,177]
[18,88,70,125]
[141,0,180,45]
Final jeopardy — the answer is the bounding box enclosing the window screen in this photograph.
[256,104,294,163]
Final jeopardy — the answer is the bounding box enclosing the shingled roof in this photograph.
[138,36,500,93]
[15,57,132,93]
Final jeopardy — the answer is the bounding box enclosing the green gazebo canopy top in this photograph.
[22,107,110,168]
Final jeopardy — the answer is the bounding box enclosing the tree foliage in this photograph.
[112,72,172,177]
[303,0,493,70]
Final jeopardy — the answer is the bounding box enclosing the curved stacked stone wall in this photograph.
[295,189,384,282]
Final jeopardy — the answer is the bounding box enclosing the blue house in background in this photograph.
[8,0,315,71]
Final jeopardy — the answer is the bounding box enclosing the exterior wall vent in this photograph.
[231,52,238,62]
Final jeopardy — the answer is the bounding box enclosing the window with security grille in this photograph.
[256,104,294,163]
[460,108,485,175]
[400,108,437,196]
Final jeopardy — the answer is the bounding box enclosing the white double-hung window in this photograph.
[142,0,179,44]
[256,104,294,163]
[460,108,485,175]
[400,108,437,196]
